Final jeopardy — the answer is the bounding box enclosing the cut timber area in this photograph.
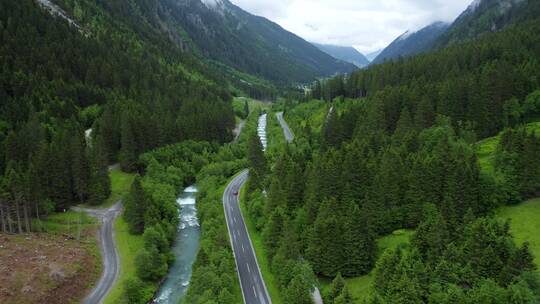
[0,232,100,304]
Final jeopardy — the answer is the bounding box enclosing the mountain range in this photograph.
[371,22,449,65]
[312,43,370,68]
[373,0,539,65]
[366,49,382,62]
[132,0,356,84]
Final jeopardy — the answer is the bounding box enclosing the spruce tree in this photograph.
[262,208,284,258]
[120,112,137,172]
[124,177,147,234]
[247,132,266,192]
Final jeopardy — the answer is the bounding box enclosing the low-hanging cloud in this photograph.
[229,0,473,53]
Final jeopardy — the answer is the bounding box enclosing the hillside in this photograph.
[372,22,449,64]
[313,43,370,68]
[109,0,356,84]
[435,0,540,48]
[0,0,236,234]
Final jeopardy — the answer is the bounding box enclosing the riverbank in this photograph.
[153,186,200,304]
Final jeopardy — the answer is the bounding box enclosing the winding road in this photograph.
[223,171,271,304]
[73,202,122,304]
[276,112,294,143]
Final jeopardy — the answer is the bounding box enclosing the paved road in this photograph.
[73,202,122,304]
[276,112,294,143]
[223,170,271,304]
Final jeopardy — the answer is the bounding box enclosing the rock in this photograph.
[48,263,66,282]
[21,285,34,294]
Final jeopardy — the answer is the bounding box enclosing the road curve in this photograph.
[73,202,122,304]
[223,170,271,304]
[276,112,294,143]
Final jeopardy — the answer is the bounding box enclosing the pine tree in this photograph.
[334,285,352,304]
[306,199,342,277]
[124,177,147,234]
[284,271,313,304]
[342,203,377,276]
[262,208,284,258]
[415,97,435,130]
[243,99,249,118]
[70,129,91,203]
[120,112,137,172]
[393,106,415,142]
[327,272,345,303]
[247,132,266,192]
[88,134,111,205]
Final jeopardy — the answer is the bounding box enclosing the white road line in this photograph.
[247,263,251,273]
[253,286,257,297]
[242,244,245,252]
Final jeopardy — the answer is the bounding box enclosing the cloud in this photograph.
[228,0,473,53]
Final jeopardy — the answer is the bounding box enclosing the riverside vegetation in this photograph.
[2,0,540,303]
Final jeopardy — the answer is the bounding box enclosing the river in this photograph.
[258,113,267,151]
[153,185,200,304]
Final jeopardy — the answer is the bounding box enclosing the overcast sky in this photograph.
[228,0,473,54]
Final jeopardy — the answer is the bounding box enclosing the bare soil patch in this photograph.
[0,232,100,304]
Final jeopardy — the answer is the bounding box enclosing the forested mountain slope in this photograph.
[312,19,540,139]
[372,22,449,64]
[119,0,356,84]
[373,0,540,65]
[435,0,540,48]
[295,8,540,302]
[313,43,370,68]
[0,0,235,231]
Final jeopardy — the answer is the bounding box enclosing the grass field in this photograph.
[34,210,97,236]
[476,122,540,271]
[496,198,540,271]
[476,121,540,174]
[103,217,153,304]
[239,183,284,304]
[102,169,136,207]
[476,136,499,174]
[320,229,414,303]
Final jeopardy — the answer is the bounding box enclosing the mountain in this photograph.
[372,22,449,64]
[131,0,356,84]
[435,0,540,48]
[312,43,370,68]
[366,49,382,62]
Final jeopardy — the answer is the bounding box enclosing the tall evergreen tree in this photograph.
[247,132,266,192]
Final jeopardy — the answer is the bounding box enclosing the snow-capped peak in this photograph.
[467,0,483,13]
[201,0,223,8]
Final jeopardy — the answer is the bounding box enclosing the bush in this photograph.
[123,277,146,304]
[135,247,167,281]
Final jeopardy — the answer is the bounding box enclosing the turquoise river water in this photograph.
[153,185,200,304]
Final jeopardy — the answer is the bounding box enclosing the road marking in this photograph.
[253,286,257,297]
[242,244,245,252]
[247,263,251,273]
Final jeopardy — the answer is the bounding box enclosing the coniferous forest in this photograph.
[0,0,234,232]
[1,0,540,304]
[239,16,540,303]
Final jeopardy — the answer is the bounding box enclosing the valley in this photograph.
[1,0,540,303]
